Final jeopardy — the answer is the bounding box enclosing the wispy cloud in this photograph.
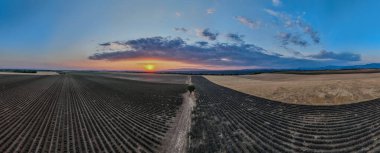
[265,9,320,47]
[174,27,188,32]
[264,9,294,27]
[303,25,320,44]
[175,12,181,17]
[272,0,281,6]
[90,37,357,68]
[196,28,219,41]
[277,32,308,47]
[207,8,216,14]
[235,16,261,29]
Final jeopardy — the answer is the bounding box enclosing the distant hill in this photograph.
[162,68,210,72]
[158,69,281,75]
[317,63,380,70]
[158,63,380,75]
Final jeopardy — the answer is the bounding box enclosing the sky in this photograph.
[1,0,380,71]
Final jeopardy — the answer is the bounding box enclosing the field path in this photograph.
[162,76,196,153]
[185,75,192,85]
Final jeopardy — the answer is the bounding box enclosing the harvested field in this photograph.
[4,73,380,153]
[189,76,380,152]
[205,73,380,105]
[0,71,58,75]
[92,72,188,84]
[0,73,186,152]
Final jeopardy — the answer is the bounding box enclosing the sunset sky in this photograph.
[1,0,380,71]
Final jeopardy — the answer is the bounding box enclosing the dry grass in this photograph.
[204,73,380,105]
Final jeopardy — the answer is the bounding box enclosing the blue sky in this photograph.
[1,0,380,70]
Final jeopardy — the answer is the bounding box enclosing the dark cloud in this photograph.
[195,41,208,46]
[278,32,308,47]
[309,50,361,61]
[226,33,244,43]
[99,42,111,46]
[89,36,341,68]
[174,27,188,32]
[97,41,129,51]
[196,28,219,41]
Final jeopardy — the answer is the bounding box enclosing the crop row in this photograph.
[189,76,380,153]
[0,74,185,153]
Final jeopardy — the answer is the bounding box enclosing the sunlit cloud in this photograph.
[220,58,232,62]
[235,16,261,29]
[207,8,216,14]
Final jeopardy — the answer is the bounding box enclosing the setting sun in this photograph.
[144,64,156,71]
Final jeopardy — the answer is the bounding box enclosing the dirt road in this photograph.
[161,76,196,153]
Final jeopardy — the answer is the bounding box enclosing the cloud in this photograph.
[309,50,361,61]
[89,36,343,68]
[264,9,291,26]
[195,41,208,46]
[97,41,132,51]
[235,16,261,29]
[220,58,232,62]
[303,25,320,44]
[226,33,244,43]
[265,9,321,45]
[175,12,181,17]
[174,27,188,32]
[99,42,111,46]
[196,28,219,41]
[277,32,308,47]
[207,8,216,14]
[272,0,281,6]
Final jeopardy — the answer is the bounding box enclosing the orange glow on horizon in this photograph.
[64,58,201,71]
[143,64,156,72]
[60,58,263,71]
